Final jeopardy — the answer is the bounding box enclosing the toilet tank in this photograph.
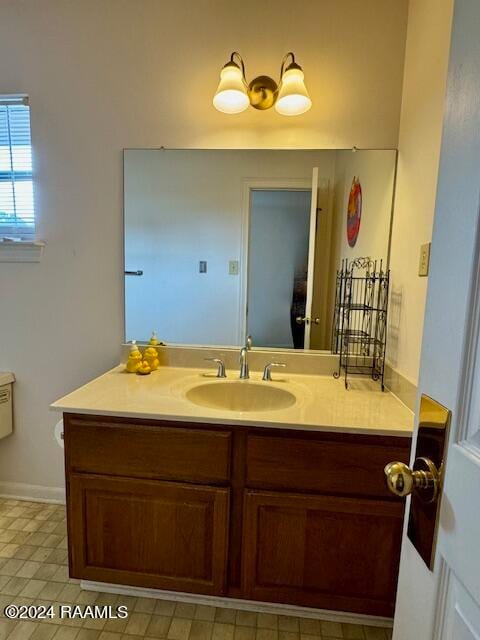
[0,373,14,440]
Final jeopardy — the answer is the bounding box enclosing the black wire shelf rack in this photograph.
[331,257,390,390]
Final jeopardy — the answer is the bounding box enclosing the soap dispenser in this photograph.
[149,331,160,346]
[149,331,165,347]
[125,341,143,373]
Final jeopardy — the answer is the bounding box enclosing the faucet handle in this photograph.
[262,362,286,381]
[204,358,227,378]
[246,335,253,350]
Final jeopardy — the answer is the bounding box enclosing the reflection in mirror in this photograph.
[124,149,397,351]
[247,189,311,349]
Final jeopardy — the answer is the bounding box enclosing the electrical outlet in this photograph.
[419,243,431,277]
[229,260,239,275]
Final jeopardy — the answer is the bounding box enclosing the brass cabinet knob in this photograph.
[384,457,440,503]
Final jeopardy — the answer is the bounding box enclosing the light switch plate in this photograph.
[229,260,239,275]
[419,242,431,277]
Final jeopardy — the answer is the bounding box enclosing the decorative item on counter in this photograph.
[125,340,143,373]
[148,331,165,347]
[143,347,160,371]
[149,331,160,346]
[137,360,152,375]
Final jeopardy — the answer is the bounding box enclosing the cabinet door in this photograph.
[68,474,229,595]
[242,490,404,616]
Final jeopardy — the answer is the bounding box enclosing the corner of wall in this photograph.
[387,0,454,386]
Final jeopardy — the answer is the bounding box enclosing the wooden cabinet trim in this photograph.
[226,429,247,592]
[65,413,411,446]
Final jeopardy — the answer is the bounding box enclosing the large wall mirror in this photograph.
[124,149,397,351]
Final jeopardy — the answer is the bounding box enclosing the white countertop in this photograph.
[0,372,15,386]
[51,365,414,437]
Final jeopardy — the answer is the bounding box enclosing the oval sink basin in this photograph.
[186,381,296,413]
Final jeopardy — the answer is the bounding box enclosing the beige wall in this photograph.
[387,0,454,385]
[0,0,408,494]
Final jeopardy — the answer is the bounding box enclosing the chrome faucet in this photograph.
[262,362,286,381]
[239,335,252,379]
[239,347,249,379]
[204,357,227,378]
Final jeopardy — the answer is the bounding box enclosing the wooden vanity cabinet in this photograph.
[64,413,411,616]
[64,415,232,596]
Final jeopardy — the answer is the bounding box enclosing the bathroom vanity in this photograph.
[51,138,412,621]
[53,364,412,619]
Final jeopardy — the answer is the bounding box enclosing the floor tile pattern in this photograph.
[0,499,393,640]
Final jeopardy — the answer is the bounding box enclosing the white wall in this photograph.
[0,0,408,494]
[387,0,454,385]
[248,190,311,348]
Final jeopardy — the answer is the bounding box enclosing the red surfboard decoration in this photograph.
[347,177,362,247]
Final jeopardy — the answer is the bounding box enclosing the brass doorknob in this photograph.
[384,457,440,503]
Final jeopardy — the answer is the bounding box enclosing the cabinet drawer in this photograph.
[65,415,231,484]
[69,474,229,595]
[246,432,410,498]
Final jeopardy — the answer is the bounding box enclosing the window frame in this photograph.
[0,94,35,239]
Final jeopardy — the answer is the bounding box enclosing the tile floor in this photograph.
[0,499,393,640]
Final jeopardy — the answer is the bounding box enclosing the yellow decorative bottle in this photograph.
[125,341,143,373]
[143,346,160,371]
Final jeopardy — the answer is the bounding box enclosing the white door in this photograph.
[303,166,319,348]
[393,2,480,638]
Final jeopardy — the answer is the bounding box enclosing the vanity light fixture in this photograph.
[213,52,312,116]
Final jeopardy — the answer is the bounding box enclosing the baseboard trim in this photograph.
[0,481,65,504]
[81,580,393,628]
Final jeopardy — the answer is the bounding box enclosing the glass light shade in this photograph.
[275,67,312,116]
[213,64,250,114]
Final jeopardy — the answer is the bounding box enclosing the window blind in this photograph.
[0,96,35,237]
